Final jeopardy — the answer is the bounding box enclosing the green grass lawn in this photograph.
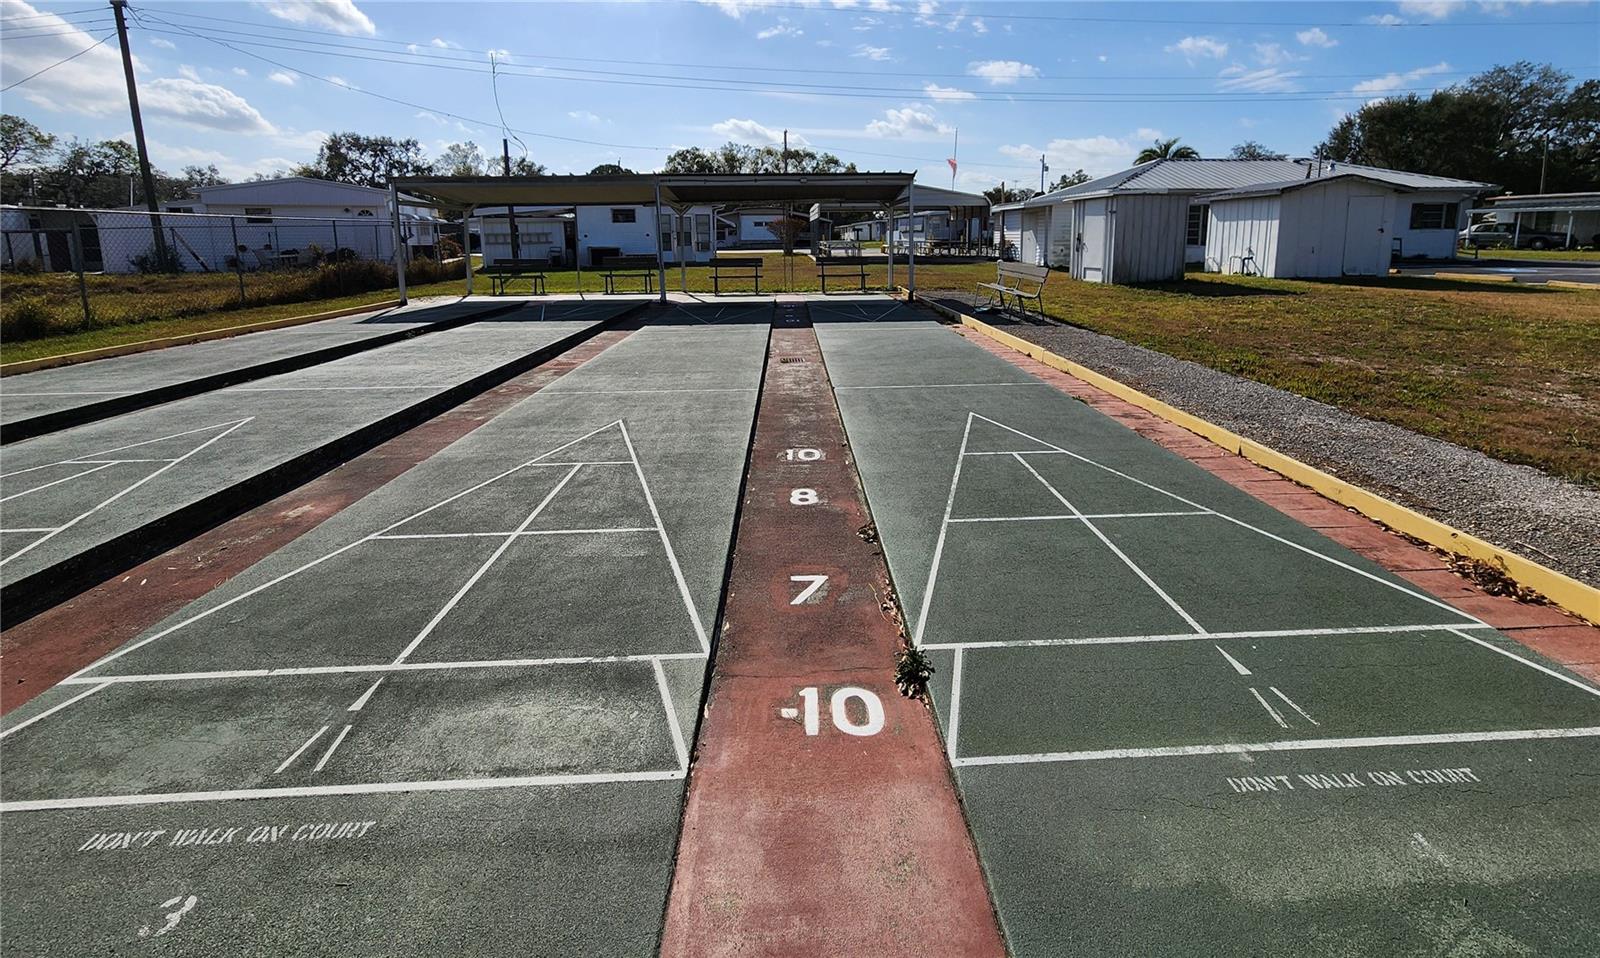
[931,269,1599,487]
[1456,247,1600,263]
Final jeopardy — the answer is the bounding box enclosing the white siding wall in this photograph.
[1276,179,1392,277]
[998,209,1022,258]
[478,216,567,264]
[1047,201,1075,269]
[573,204,712,265]
[1108,194,1187,283]
[91,211,397,274]
[1020,208,1050,266]
[1391,190,1475,259]
[1205,196,1280,276]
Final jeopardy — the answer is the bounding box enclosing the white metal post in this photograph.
[390,183,407,304]
[884,205,894,290]
[462,205,475,295]
[654,178,667,303]
[677,210,688,292]
[907,181,916,300]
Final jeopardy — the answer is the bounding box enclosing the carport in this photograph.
[391,172,918,302]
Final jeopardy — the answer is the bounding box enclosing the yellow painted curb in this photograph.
[1,299,404,376]
[1430,271,1515,283]
[1547,280,1600,291]
[920,298,1600,625]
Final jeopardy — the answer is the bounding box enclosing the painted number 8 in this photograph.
[790,488,819,506]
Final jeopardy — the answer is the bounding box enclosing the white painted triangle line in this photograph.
[273,725,329,775]
[1249,687,1290,728]
[620,420,711,655]
[1272,687,1320,726]
[1215,646,1252,675]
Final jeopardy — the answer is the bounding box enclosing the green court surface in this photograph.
[0,311,767,956]
[816,316,1600,955]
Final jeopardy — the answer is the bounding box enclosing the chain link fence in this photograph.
[1,206,463,344]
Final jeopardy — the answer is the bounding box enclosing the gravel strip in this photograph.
[924,290,1600,589]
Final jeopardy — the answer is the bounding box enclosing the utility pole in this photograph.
[782,130,789,173]
[1539,134,1549,194]
[503,137,520,260]
[1040,153,1049,194]
[111,0,168,266]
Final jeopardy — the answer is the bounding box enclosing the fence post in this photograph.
[389,184,407,305]
[228,216,246,305]
[330,218,344,296]
[69,219,92,329]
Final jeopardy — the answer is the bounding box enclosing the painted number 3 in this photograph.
[796,686,884,737]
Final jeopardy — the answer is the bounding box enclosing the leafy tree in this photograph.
[0,114,56,174]
[1048,169,1091,191]
[983,185,1037,204]
[589,163,635,175]
[296,132,432,187]
[504,155,546,176]
[435,141,488,176]
[1316,61,1598,193]
[663,147,717,173]
[25,138,139,207]
[1228,141,1288,160]
[1136,137,1200,162]
[661,141,854,175]
[764,213,806,255]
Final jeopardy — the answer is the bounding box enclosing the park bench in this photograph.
[817,256,872,294]
[481,258,550,295]
[976,261,1051,318]
[601,255,658,294]
[710,256,764,295]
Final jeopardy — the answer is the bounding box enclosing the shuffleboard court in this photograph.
[0,299,516,442]
[0,308,767,955]
[0,301,631,617]
[816,315,1600,955]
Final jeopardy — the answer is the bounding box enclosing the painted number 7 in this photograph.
[789,574,828,605]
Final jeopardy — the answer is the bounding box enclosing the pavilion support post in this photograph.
[907,181,916,301]
[678,210,688,293]
[655,178,668,304]
[390,183,407,305]
[884,205,894,291]
[462,205,475,295]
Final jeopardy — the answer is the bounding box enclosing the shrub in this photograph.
[0,296,58,340]
[437,235,462,259]
[5,257,43,275]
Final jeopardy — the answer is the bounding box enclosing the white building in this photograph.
[473,203,720,266]
[1475,192,1600,249]
[1203,169,1492,278]
[997,159,1492,284]
[164,176,445,255]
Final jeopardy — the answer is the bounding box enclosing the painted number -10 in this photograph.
[796,686,884,737]
[785,448,824,461]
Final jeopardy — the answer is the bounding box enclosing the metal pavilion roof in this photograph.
[390,172,917,212]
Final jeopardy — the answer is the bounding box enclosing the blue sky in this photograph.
[3,0,1596,192]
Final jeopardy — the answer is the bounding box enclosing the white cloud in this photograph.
[1097,54,1109,63]
[1218,65,1302,93]
[924,83,975,101]
[971,17,987,33]
[431,37,459,49]
[756,18,803,39]
[1000,133,1149,178]
[178,64,203,82]
[967,59,1039,85]
[150,37,176,50]
[854,44,892,60]
[1296,27,1338,47]
[568,110,606,125]
[232,67,250,77]
[1352,61,1452,95]
[328,75,359,90]
[144,77,276,133]
[1253,43,1299,66]
[1166,35,1229,60]
[268,71,297,86]
[712,118,803,146]
[696,0,806,17]
[253,0,375,36]
[1398,0,1459,17]
[1365,13,1407,24]
[864,105,952,138]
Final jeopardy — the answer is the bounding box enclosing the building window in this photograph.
[244,207,272,224]
[357,209,374,217]
[1408,202,1459,230]
[611,208,636,224]
[1186,204,1209,246]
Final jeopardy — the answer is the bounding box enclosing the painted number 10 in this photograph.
[784,448,824,461]
[796,686,884,737]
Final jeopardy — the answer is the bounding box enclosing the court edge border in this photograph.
[0,299,405,377]
[910,294,1600,626]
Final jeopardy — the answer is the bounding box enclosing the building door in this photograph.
[1342,195,1385,276]
[1079,199,1108,282]
[1021,209,1049,266]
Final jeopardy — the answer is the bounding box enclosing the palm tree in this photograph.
[1135,137,1200,163]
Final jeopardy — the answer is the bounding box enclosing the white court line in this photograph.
[949,510,1209,524]
[834,382,1048,390]
[0,462,117,503]
[63,419,631,683]
[60,652,707,686]
[946,647,965,761]
[1272,687,1320,726]
[543,387,758,394]
[910,412,974,648]
[68,458,177,464]
[390,463,585,665]
[652,658,690,772]
[0,769,687,813]
[0,390,131,396]
[1011,451,1207,634]
[273,725,329,774]
[1,418,252,568]
[918,621,1495,651]
[1215,646,1252,675]
[0,683,111,741]
[0,420,250,479]
[348,678,383,712]
[1249,687,1290,729]
[968,413,1487,627]
[0,527,59,533]
[313,724,353,772]
[228,386,437,392]
[951,726,1600,768]
[964,450,1073,456]
[1446,627,1600,699]
[371,527,653,540]
[620,421,712,655]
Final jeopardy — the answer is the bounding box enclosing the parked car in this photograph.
[1458,221,1573,250]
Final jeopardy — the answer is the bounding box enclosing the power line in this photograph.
[1,31,114,92]
[2,21,118,40]
[131,24,1477,104]
[0,6,115,24]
